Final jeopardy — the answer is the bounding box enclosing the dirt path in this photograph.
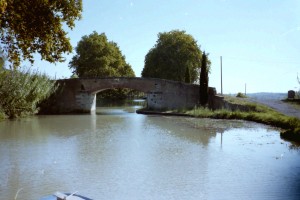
[249,97,300,119]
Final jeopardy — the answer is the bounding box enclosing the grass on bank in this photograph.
[184,98,300,143]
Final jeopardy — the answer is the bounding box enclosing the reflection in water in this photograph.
[0,104,300,200]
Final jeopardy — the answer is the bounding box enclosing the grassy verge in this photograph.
[282,99,300,111]
[138,96,300,143]
[184,97,300,143]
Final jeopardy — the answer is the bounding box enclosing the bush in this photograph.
[97,88,132,100]
[0,68,57,118]
[0,107,7,120]
[236,92,247,98]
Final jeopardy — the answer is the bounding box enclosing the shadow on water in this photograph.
[96,106,139,115]
[96,99,146,115]
[97,98,146,107]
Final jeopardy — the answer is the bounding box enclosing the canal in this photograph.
[0,102,300,199]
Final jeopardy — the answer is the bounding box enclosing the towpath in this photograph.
[249,96,300,119]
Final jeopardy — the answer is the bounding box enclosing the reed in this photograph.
[0,68,57,118]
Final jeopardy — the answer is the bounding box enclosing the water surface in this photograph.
[0,105,299,199]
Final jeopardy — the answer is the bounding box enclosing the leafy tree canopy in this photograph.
[297,74,300,96]
[69,31,135,78]
[0,0,82,68]
[142,30,203,83]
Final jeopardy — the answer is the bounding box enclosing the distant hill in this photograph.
[246,92,286,100]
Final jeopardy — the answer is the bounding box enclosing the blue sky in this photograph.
[29,0,300,94]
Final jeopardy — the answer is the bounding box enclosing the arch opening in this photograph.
[94,87,147,110]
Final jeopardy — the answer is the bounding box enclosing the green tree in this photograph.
[0,0,82,68]
[142,30,202,83]
[70,73,79,79]
[0,56,4,69]
[0,48,7,71]
[297,74,300,98]
[69,31,135,78]
[69,31,135,100]
[199,51,209,106]
[184,66,191,83]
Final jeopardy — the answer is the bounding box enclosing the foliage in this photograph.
[0,68,57,118]
[199,51,209,106]
[70,73,79,78]
[0,109,5,120]
[97,88,130,100]
[0,48,5,68]
[0,53,5,119]
[69,31,135,78]
[142,30,205,83]
[0,55,4,69]
[0,0,82,68]
[0,0,7,13]
[236,92,247,98]
[69,31,135,100]
[298,74,300,97]
[184,66,191,83]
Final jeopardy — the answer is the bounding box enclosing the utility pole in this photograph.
[245,83,247,96]
[220,56,223,95]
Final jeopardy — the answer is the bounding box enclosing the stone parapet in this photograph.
[40,77,203,114]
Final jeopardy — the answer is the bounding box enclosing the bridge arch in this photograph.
[47,77,202,113]
[81,77,165,94]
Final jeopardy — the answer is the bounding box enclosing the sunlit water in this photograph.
[0,105,300,200]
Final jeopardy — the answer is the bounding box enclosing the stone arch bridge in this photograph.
[44,77,214,113]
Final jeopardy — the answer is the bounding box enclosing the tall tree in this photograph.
[0,53,4,69]
[69,31,135,100]
[0,0,82,68]
[0,57,4,69]
[199,51,209,106]
[184,66,191,83]
[142,30,202,83]
[69,31,135,78]
[297,74,300,99]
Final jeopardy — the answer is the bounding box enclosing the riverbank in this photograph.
[137,96,300,144]
[136,109,192,117]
